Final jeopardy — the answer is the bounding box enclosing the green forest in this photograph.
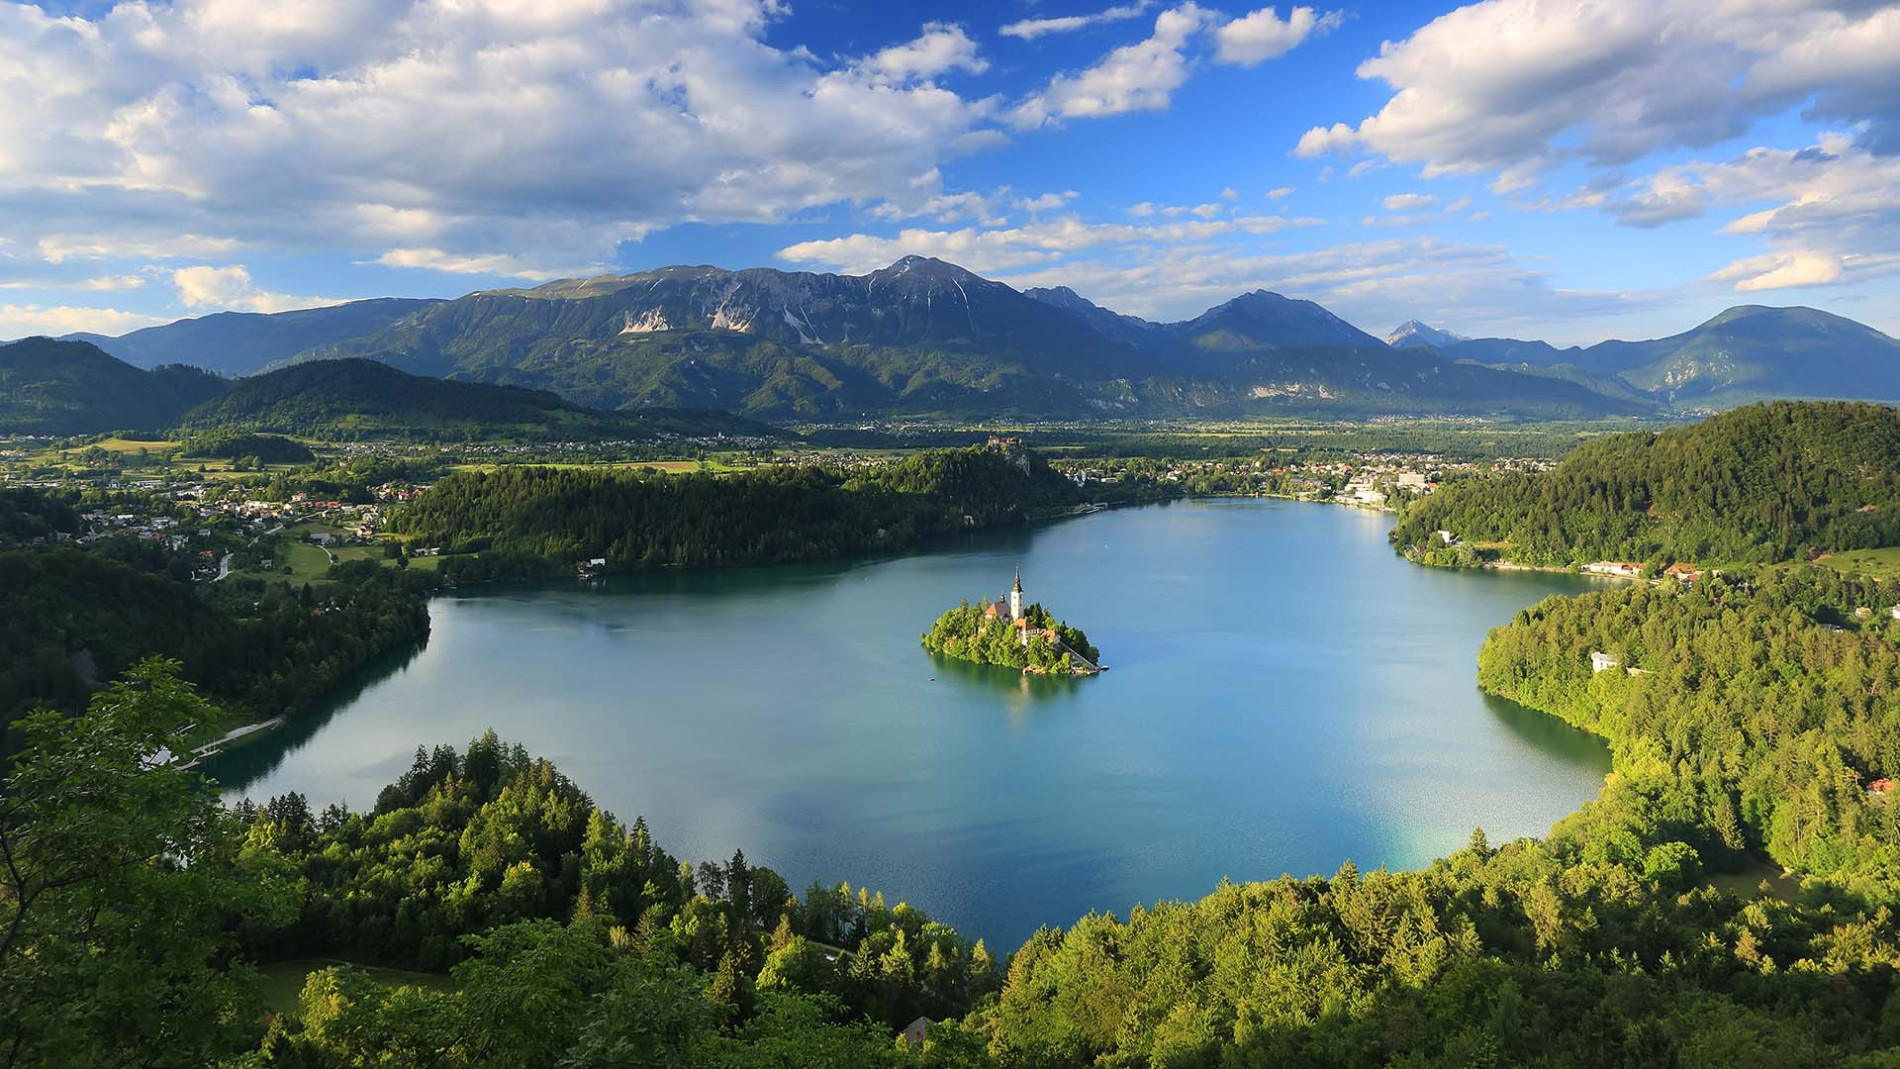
[1475,566,1900,886]
[1393,401,1900,568]
[922,601,1100,674]
[0,548,430,748]
[395,445,1153,573]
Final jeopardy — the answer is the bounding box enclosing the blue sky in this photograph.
[1,0,1896,346]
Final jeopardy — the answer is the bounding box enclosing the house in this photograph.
[1584,561,1645,579]
[1869,778,1894,797]
[1662,562,1703,583]
[1436,530,1457,545]
[900,1017,931,1047]
[1891,605,1900,622]
[1397,472,1427,490]
[1590,651,1621,673]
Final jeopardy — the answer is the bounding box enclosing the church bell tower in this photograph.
[1009,567,1024,622]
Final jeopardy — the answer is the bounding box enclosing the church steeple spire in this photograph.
[1009,566,1024,622]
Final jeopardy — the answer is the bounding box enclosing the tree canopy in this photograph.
[1394,401,1900,567]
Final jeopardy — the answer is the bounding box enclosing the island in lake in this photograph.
[923,569,1103,675]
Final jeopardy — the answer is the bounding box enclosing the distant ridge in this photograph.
[61,297,440,376]
[172,359,783,442]
[1439,305,1900,407]
[1385,320,1467,349]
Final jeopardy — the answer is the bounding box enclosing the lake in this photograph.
[210,498,1611,947]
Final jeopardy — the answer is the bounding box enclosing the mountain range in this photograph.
[40,256,1900,422]
[272,257,1639,420]
[0,339,779,440]
[1387,305,1900,409]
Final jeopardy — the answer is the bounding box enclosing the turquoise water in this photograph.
[212,499,1610,947]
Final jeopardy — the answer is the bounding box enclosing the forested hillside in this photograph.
[1477,567,1900,883]
[1395,401,1900,566]
[0,547,429,744]
[394,444,1132,571]
[0,337,226,434]
[173,358,779,442]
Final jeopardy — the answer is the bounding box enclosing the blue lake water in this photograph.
[213,498,1611,947]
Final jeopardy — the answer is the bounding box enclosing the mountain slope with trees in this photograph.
[0,337,227,434]
[1394,400,1900,567]
[393,443,1130,571]
[172,357,780,441]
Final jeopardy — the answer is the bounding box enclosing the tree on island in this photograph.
[922,599,1099,675]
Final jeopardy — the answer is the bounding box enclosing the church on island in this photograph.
[922,568,1103,676]
[982,568,1039,645]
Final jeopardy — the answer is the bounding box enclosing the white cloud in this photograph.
[1712,250,1844,291]
[1008,1,1331,128]
[1014,191,1081,214]
[1001,1,1154,41]
[1265,186,1295,200]
[1606,136,1900,291]
[1295,1,1900,185]
[371,248,588,279]
[0,3,1001,277]
[776,212,1324,276]
[0,304,170,339]
[1220,186,1240,200]
[859,23,987,83]
[1011,4,1214,128]
[1381,193,1436,211]
[1214,5,1340,67]
[0,274,146,292]
[171,265,340,313]
[37,233,243,264]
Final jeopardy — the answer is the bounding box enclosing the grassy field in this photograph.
[84,436,184,454]
[280,540,335,579]
[257,959,460,1016]
[1706,857,1800,902]
[449,458,714,474]
[1816,547,1900,580]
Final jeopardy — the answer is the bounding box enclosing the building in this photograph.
[1663,562,1703,583]
[1590,651,1621,673]
[900,1017,931,1046]
[982,568,1032,642]
[1584,561,1645,579]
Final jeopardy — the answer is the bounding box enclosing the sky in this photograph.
[0,0,1896,347]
